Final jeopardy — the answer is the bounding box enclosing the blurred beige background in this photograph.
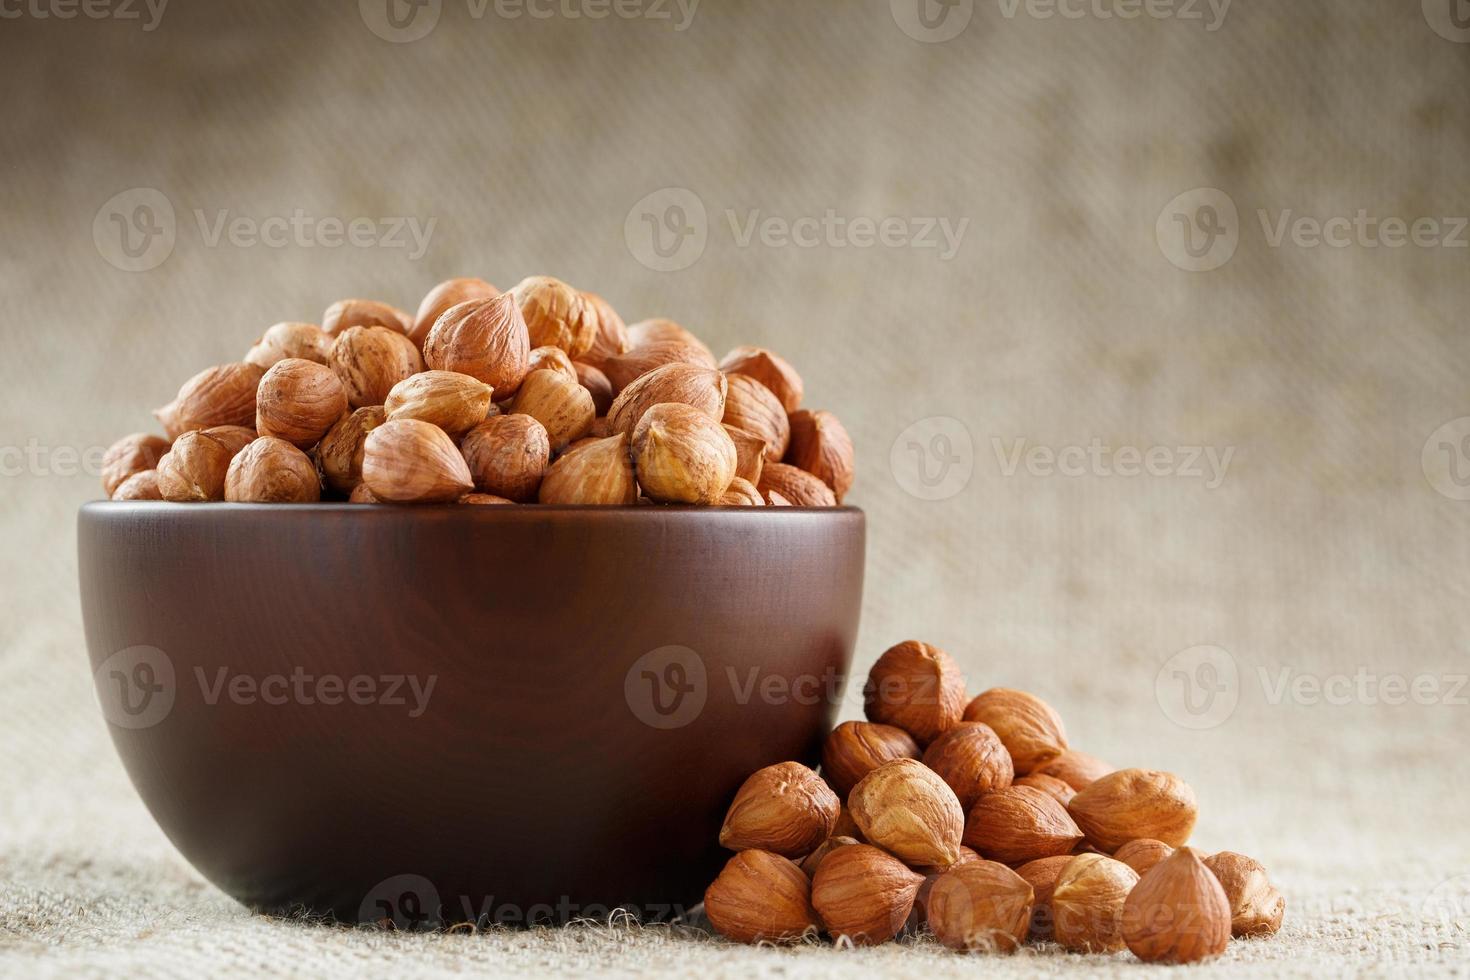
[3,0,1469,975]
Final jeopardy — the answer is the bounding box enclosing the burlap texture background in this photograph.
[2,0,1469,975]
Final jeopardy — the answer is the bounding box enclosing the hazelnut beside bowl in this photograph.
[78,502,864,927]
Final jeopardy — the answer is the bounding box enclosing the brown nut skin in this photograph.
[423,294,532,398]
[606,362,727,436]
[719,762,839,858]
[1115,839,1175,877]
[962,688,1068,776]
[786,409,854,503]
[723,425,767,486]
[578,292,630,370]
[112,469,163,500]
[912,846,983,928]
[922,721,1015,813]
[329,326,423,408]
[757,462,837,508]
[411,277,499,350]
[510,369,595,449]
[154,362,265,440]
[1050,853,1140,953]
[384,370,494,437]
[458,492,514,504]
[717,477,765,506]
[632,402,737,505]
[1032,749,1113,791]
[316,406,387,496]
[223,437,321,503]
[722,374,789,461]
[627,317,712,356]
[156,429,241,502]
[861,640,967,747]
[1122,847,1230,964]
[255,358,349,449]
[821,720,921,799]
[810,844,923,946]
[1067,768,1198,852]
[719,346,803,413]
[704,850,819,945]
[322,298,406,337]
[348,483,380,504]
[926,860,1034,953]
[848,758,964,868]
[460,414,550,503]
[361,419,474,504]
[245,321,332,369]
[102,434,171,497]
[765,489,793,506]
[527,345,579,383]
[1014,854,1074,939]
[510,276,598,357]
[1203,851,1285,937]
[538,432,637,505]
[798,836,859,880]
[963,785,1084,865]
[832,806,863,842]
[1015,772,1075,806]
[573,361,614,415]
[602,339,718,394]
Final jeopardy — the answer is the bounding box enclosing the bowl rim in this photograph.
[82,501,863,516]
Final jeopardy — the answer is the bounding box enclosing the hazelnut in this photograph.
[926,860,1034,953]
[606,363,727,436]
[1050,854,1140,952]
[1121,847,1230,964]
[717,477,765,506]
[458,492,514,505]
[962,688,1068,775]
[798,836,859,879]
[112,469,162,500]
[1014,854,1075,939]
[723,425,767,486]
[202,425,258,456]
[156,429,242,502]
[631,402,737,504]
[848,758,963,868]
[527,345,579,383]
[719,346,803,413]
[603,340,718,394]
[329,326,423,408]
[423,294,531,397]
[410,277,499,350]
[832,805,863,841]
[578,292,631,370]
[361,419,474,503]
[322,298,407,337]
[820,720,920,799]
[722,374,790,461]
[384,370,493,437]
[757,462,837,508]
[244,321,332,369]
[101,433,171,497]
[1115,838,1175,877]
[1033,750,1114,791]
[719,761,839,858]
[810,844,923,946]
[1015,772,1076,806]
[786,409,854,502]
[862,640,967,746]
[256,358,349,448]
[922,721,1015,813]
[962,785,1084,864]
[1067,769,1198,852]
[1202,851,1285,937]
[348,483,380,504]
[704,850,819,945]
[765,489,794,506]
[510,369,595,449]
[224,437,321,503]
[460,414,551,503]
[538,432,637,505]
[316,407,387,496]
[572,362,614,416]
[510,275,597,357]
[154,362,265,439]
[627,317,713,357]
[912,846,982,927]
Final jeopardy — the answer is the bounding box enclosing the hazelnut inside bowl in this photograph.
[77,502,864,927]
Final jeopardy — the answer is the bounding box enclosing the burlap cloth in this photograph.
[3,0,1469,975]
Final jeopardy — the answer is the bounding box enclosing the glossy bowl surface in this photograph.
[78,502,864,927]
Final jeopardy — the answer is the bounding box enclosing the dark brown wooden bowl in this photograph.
[77,502,864,928]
